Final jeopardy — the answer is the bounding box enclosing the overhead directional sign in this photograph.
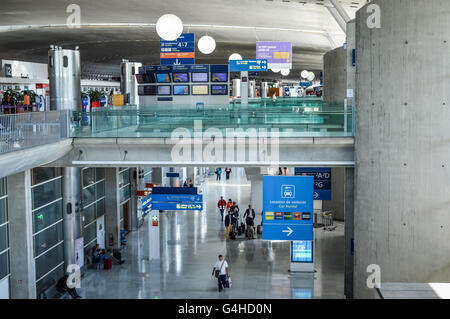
[148,194,203,211]
[160,33,195,65]
[262,176,314,241]
[229,59,268,72]
[294,168,332,200]
[256,41,292,70]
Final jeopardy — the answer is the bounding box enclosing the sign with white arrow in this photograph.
[262,176,314,241]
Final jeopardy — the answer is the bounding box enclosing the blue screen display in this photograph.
[172,73,189,83]
[211,72,228,82]
[291,241,313,263]
[191,72,208,82]
[173,85,190,95]
[156,73,171,83]
[211,84,228,95]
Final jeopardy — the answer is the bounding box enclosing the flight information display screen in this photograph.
[144,85,157,96]
[156,73,171,83]
[135,74,144,84]
[191,72,208,82]
[173,85,190,95]
[157,85,171,95]
[192,85,209,95]
[143,73,156,83]
[291,241,313,263]
[211,84,228,95]
[172,73,189,83]
[138,86,144,96]
[211,72,228,82]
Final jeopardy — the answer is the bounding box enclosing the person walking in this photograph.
[224,211,235,240]
[215,168,222,180]
[243,205,256,239]
[226,199,233,213]
[225,167,232,180]
[212,255,229,292]
[217,196,227,221]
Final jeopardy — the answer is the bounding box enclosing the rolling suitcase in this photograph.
[230,231,236,240]
[103,258,112,270]
[257,224,263,235]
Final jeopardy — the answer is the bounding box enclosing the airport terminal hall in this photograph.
[0,0,450,310]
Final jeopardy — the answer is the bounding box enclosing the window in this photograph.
[0,225,8,252]
[35,243,64,281]
[32,179,62,210]
[32,168,61,186]
[82,168,95,187]
[34,223,63,257]
[36,264,64,298]
[83,204,96,226]
[83,222,96,244]
[0,198,7,225]
[32,201,63,233]
[0,251,9,280]
[82,184,96,207]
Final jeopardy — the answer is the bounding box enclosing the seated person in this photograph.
[56,275,82,299]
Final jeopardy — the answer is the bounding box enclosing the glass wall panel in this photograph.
[32,168,60,186]
[96,180,105,199]
[0,251,9,280]
[82,168,95,187]
[35,243,64,281]
[97,198,105,218]
[96,168,105,181]
[36,264,64,298]
[84,222,96,244]
[0,198,7,225]
[32,179,62,210]
[119,169,130,188]
[0,178,5,197]
[82,184,95,207]
[34,222,63,257]
[32,201,63,233]
[0,225,8,252]
[83,204,96,226]
[120,185,130,204]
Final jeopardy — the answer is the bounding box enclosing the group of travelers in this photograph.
[215,168,232,181]
[182,179,194,187]
[218,197,256,240]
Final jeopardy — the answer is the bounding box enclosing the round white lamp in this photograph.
[271,68,280,73]
[198,35,216,54]
[281,69,290,76]
[156,14,183,41]
[228,53,242,61]
[301,70,309,79]
[307,72,315,81]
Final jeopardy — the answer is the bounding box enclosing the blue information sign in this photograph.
[229,59,268,72]
[295,168,332,200]
[160,33,195,65]
[149,194,203,211]
[262,176,314,241]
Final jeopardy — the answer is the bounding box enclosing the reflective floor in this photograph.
[80,168,345,299]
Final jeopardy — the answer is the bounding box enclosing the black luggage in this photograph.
[230,231,236,240]
[257,225,263,235]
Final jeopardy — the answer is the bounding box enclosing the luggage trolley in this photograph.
[322,211,336,231]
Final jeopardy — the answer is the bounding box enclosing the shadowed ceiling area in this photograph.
[0,0,366,79]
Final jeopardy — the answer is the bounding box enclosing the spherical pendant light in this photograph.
[156,14,183,41]
[281,69,290,76]
[307,72,315,81]
[228,53,243,61]
[271,68,280,73]
[198,35,216,54]
[301,70,309,79]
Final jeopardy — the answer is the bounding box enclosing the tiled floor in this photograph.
[80,168,345,299]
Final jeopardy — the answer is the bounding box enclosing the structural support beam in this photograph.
[326,6,347,33]
[329,0,351,23]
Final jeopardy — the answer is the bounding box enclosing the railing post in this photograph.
[344,98,348,135]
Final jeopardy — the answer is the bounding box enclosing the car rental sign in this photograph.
[262,176,314,241]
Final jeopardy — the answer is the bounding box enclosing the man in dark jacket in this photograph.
[224,211,236,240]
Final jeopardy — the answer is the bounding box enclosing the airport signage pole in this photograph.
[262,176,315,272]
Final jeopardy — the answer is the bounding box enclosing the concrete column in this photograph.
[322,167,345,221]
[346,20,356,100]
[7,170,36,299]
[250,176,263,225]
[186,167,195,184]
[344,167,354,299]
[129,167,139,231]
[104,168,121,250]
[152,167,162,185]
[62,167,83,268]
[323,46,347,104]
[354,0,450,298]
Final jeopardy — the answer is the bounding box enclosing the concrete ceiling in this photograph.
[0,0,367,79]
